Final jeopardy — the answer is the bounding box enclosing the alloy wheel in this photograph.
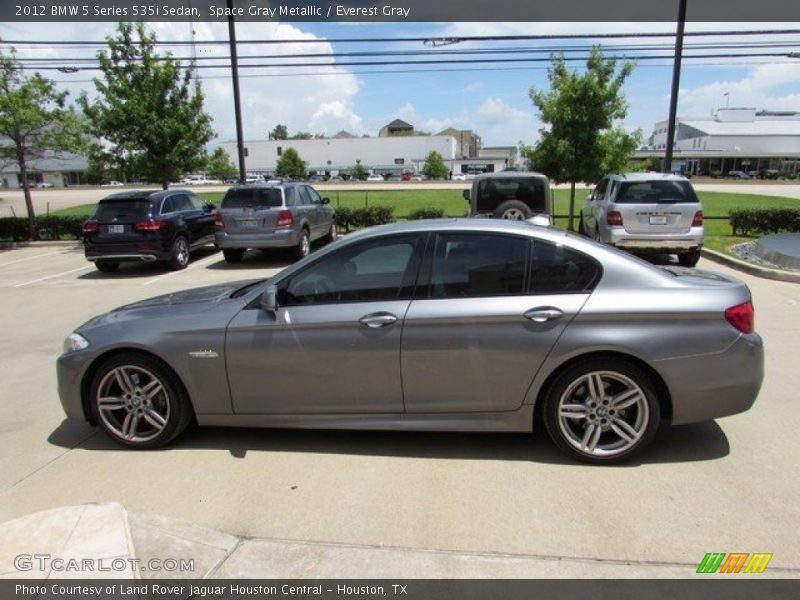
[175,238,189,267]
[501,208,526,220]
[96,365,171,443]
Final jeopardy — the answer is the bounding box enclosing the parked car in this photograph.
[183,175,221,185]
[308,174,326,183]
[463,171,551,221]
[245,175,265,185]
[579,173,704,267]
[367,174,384,182]
[82,190,217,273]
[36,181,54,188]
[452,173,467,181]
[101,180,124,188]
[328,175,343,183]
[214,183,337,264]
[57,218,763,463]
[727,170,751,179]
[385,173,402,182]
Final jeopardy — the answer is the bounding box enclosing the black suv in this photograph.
[82,190,217,273]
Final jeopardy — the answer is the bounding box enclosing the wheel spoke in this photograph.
[611,388,642,410]
[609,417,640,444]
[581,422,602,452]
[559,404,589,420]
[584,373,604,403]
[121,413,140,440]
[141,379,163,400]
[114,368,135,395]
[143,408,167,431]
[97,396,126,411]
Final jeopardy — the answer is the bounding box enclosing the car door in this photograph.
[187,192,215,245]
[401,232,596,413]
[297,185,323,239]
[305,185,333,237]
[225,233,425,414]
[585,178,609,235]
[166,193,203,247]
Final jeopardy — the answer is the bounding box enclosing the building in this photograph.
[639,107,800,176]
[221,120,518,177]
[0,149,88,189]
[437,127,482,159]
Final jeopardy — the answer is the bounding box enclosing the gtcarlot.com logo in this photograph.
[696,552,773,574]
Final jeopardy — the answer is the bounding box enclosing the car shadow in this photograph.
[205,249,294,271]
[48,419,729,467]
[77,247,220,279]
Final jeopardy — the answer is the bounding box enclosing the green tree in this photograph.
[275,147,307,179]
[528,47,641,230]
[79,22,214,190]
[290,131,314,140]
[352,163,368,181]
[0,47,85,239]
[422,150,449,180]
[269,124,288,140]
[205,147,237,181]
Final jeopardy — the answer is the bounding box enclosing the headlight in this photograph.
[63,333,89,354]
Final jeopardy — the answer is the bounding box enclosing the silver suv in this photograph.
[215,183,337,263]
[579,173,704,266]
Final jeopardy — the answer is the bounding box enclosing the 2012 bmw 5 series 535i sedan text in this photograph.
[56,219,764,463]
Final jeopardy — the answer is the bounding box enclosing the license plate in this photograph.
[107,224,125,234]
[649,215,667,225]
[239,220,260,230]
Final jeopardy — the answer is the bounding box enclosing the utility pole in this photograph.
[663,0,687,173]
[227,0,246,183]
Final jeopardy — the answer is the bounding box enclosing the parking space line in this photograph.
[13,265,93,287]
[142,252,223,286]
[0,250,65,268]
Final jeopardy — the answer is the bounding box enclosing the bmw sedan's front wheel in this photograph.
[89,353,193,449]
[542,358,661,464]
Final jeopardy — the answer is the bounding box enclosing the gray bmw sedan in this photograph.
[57,219,763,463]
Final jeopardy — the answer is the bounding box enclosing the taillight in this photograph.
[82,221,98,233]
[214,211,224,229]
[276,209,293,228]
[692,210,704,227]
[725,301,754,334]
[607,211,624,227]
[134,219,167,231]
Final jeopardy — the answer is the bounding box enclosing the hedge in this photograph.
[0,216,86,241]
[729,208,800,236]
[407,207,445,220]
[335,206,394,232]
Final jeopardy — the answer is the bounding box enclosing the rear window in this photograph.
[614,180,699,204]
[478,178,546,206]
[93,200,151,220]
[222,188,282,209]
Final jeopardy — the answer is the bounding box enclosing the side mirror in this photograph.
[204,203,216,212]
[462,189,471,201]
[260,284,278,313]
[321,197,330,205]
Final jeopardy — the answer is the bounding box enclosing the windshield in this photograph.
[222,188,283,209]
[93,199,151,220]
[614,180,699,204]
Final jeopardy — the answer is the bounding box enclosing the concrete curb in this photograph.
[701,248,800,283]
[0,241,81,250]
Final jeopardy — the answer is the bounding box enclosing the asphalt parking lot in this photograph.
[0,242,798,576]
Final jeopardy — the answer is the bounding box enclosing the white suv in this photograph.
[579,173,704,266]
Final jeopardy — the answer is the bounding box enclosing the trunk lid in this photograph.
[218,187,285,234]
[612,179,701,234]
[87,196,154,244]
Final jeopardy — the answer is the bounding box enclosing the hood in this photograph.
[115,279,265,310]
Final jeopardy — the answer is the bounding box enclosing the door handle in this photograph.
[359,312,398,328]
[523,307,564,323]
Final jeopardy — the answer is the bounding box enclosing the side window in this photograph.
[160,196,176,214]
[529,241,601,294]
[429,233,527,299]
[306,186,323,204]
[188,194,204,210]
[298,186,313,205]
[284,187,298,207]
[593,179,609,201]
[283,234,420,306]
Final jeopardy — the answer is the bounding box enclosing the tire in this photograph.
[541,357,661,464]
[323,221,338,244]
[578,212,586,236]
[167,235,190,271]
[494,200,533,220]
[294,228,311,260]
[223,249,245,264]
[89,352,194,449]
[678,247,702,267]
[95,260,119,273]
[593,225,602,243]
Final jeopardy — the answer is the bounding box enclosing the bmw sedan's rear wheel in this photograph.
[542,358,660,464]
[168,236,190,270]
[89,353,193,449]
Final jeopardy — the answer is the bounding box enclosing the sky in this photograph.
[1,20,799,149]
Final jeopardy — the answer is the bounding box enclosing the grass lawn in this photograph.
[52,188,797,255]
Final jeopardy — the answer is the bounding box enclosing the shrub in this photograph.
[335,207,355,233]
[407,207,445,220]
[0,215,86,241]
[729,208,800,236]
[350,206,394,228]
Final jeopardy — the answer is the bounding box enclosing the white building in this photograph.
[642,107,800,176]
[0,148,88,189]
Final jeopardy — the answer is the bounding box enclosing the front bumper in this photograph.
[215,229,298,249]
[56,349,94,422]
[608,226,704,253]
[656,333,764,425]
